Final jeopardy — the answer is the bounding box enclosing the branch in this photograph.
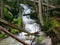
[0,18,38,36]
[29,0,55,8]
[42,3,55,8]
[0,26,29,45]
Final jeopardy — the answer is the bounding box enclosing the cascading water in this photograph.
[20,4,41,33]
[19,4,52,45]
[19,4,41,45]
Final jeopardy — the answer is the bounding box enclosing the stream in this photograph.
[0,4,52,45]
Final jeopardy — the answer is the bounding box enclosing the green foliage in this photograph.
[57,43,60,45]
[17,15,22,27]
[53,29,59,34]
[43,21,52,31]
[51,19,59,27]
[4,0,21,21]
[43,18,59,31]
[8,13,22,34]
[37,36,44,42]
[4,5,13,21]
[8,28,19,34]
[0,0,22,39]
[0,32,4,38]
[0,31,8,39]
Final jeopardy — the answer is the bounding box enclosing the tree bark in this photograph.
[38,0,43,26]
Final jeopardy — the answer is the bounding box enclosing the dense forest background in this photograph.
[0,0,60,45]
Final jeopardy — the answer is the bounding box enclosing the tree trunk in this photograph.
[38,0,43,26]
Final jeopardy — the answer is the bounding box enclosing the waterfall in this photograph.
[19,4,52,45]
[19,4,42,45]
[20,4,41,33]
